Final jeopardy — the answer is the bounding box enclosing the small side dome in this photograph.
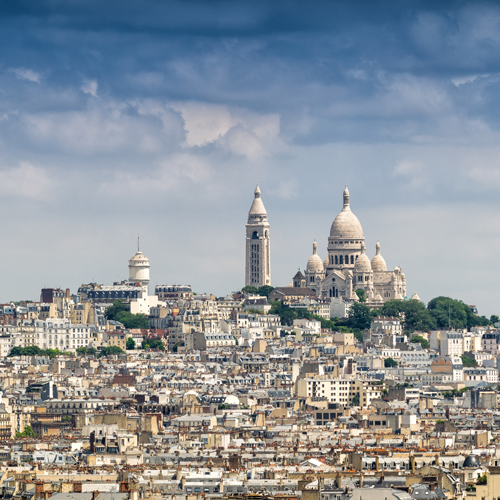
[463,455,480,468]
[355,244,372,273]
[306,241,324,273]
[411,292,421,301]
[323,256,329,269]
[371,241,387,272]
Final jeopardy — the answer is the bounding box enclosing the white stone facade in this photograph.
[245,185,271,287]
[303,186,406,305]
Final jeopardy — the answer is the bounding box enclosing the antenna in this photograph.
[137,235,140,252]
[448,304,451,329]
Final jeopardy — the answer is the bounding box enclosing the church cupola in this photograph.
[371,240,387,272]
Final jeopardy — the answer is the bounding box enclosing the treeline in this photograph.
[241,285,275,297]
[76,346,124,357]
[269,301,365,341]
[270,295,496,335]
[8,346,73,358]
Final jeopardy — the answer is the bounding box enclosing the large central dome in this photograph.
[329,186,364,239]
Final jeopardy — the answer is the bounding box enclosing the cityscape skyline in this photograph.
[0,1,498,316]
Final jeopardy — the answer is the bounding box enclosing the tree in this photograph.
[490,315,499,324]
[346,302,373,330]
[257,285,274,297]
[404,300,436,331]
[9,346,73,358]
[115,311,149,329]
[351,394,360,406]
[126,337,136,350]
[9,346,42,357]
[381,299,406,319]
[99,346,124,357]
[142,339,164,350]
[242,286,258,295]
[477,475,487,486]
[104,300,129,320]
[461,355,477,367]
[384,357,398,368]
[410,335,430,349]
[15,426,36,438]
[105,300,149,329]
[355,289,366,303]
[427,296,470,329]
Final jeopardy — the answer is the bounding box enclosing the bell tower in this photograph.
[245,185,271,287]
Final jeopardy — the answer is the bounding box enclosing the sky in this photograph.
[1,0,499,316]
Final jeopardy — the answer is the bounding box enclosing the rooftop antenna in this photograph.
[138,235,140,252]
[448,304,451,329]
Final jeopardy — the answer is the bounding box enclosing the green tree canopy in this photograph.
[77,346,96,356]
[104,300,129,320]
[346,302,375,330]
[427,296,470,329]
[99,346,124,357]
[9,346,72,358]
[490,315,499,324]
[126,337,136,350]
[461,354,477,367]
[410,335,430,349]
[384,357,398,368]
[105,300,149,329]
[257,285,274,297]
[141,339,164,350]
[15,426,36,438]
[355,289,366,303]
[242,286,258,295]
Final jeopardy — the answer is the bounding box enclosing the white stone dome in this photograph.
[306,241,323,273]
[371,241,387,272]
[323,256,328,269]
[354,244,372,273]
[129,251,149,263]
[330,186,364,239]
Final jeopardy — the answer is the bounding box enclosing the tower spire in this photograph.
[343,184,350,208]
[245,185,271,287]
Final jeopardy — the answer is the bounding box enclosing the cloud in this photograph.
[171,101,281,157]
[98,153,212,197]
[21,99,184,155]
[10,68,41,83]
[0,162,51,200]
[80,79,98,97]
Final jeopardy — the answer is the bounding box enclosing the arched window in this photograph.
[350,255,354,264]
[339,255,343,265]
[335,256,338,265]
[252,231,258,239]
[345,255,349,264]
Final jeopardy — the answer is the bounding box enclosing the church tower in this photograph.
[245,185,271,287]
